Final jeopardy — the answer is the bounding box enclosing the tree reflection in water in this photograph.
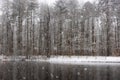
[0,62,120,80]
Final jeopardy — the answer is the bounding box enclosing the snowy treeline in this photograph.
[0,0,120,56]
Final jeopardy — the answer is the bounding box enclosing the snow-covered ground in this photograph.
[48,56,120,65]
[1,55,120,65]
[26,56,120,65]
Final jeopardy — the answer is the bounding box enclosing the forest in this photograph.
[0,0,120,56]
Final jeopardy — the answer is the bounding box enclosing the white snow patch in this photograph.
[48,56,120,64]
[0,55,120,65]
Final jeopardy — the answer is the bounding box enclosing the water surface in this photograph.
[0,61,120,80]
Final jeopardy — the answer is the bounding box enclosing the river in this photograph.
[0,61,120,80]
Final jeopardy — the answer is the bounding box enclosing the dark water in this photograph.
[0,62,120,80]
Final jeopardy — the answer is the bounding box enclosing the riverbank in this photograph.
[1,55,120,65]
[48,56,120,65]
